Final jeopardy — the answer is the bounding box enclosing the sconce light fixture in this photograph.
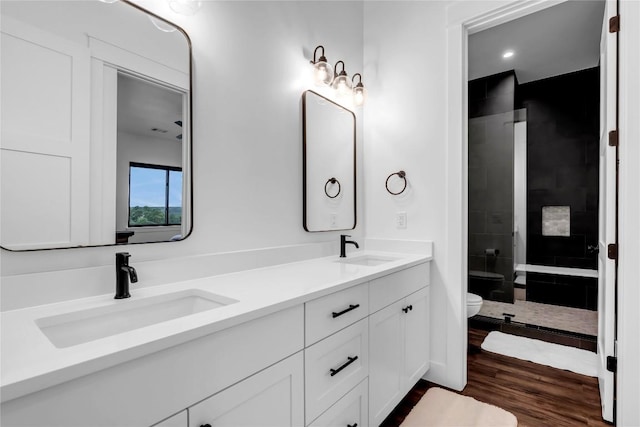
[310,45,334,86]
[331,61,352,97]
[352,73,366,106]
[309,45,367,106]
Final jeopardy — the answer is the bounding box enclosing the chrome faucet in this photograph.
[115,252,138,299]
[340,234,359,258]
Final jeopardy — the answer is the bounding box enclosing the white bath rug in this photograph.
[400,387,517,427]
[481,331,598,377]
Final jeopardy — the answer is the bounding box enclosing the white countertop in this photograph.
[1,250,430,403]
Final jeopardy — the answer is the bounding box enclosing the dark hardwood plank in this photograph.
[379,328,610,427]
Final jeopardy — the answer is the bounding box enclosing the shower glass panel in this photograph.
[468,110,517,304]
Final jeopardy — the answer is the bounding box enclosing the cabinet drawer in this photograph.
[308,378,368,427]
[305,318,369,424]
[306,283,368,346]
[369,263,430,313]
[188,352,304,427]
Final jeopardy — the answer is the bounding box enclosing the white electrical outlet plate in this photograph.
[396,212,407,229]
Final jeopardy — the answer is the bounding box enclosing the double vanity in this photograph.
[1,251,431,427]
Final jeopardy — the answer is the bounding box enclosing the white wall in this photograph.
[618,0,640,424]
[0,1,364,308]
[363,1,459,389]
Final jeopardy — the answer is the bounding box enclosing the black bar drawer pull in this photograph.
[402,305,413,313]
[332,304,360,318]
[347,424,358,427]
[329,356,358,377]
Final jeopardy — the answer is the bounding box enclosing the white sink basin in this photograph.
[337,255,399,267]
[36,289,238,348]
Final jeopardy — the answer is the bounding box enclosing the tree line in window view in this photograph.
[129,206,182,226]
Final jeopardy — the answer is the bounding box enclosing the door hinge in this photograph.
[609,15,620,33]
[609,130,619,147]
[608,243,618,260]
[607,356,618,373]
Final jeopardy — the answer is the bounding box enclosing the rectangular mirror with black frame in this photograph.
[0,0,192,250]
[302,90,356,232]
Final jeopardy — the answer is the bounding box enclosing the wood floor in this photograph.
[380,328,611,427]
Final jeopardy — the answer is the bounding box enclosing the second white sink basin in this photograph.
[36,289,238,348]
[338,255,399,267]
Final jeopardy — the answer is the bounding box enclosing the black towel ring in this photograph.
[385,170,407,195]
[324,177,341,198]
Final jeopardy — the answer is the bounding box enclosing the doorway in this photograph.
[462,0,616,423]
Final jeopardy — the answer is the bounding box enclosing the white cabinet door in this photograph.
[0,17,91,249]
[369,287,431,427]
[188,352,304,427]
[368,299,404,427]
[403,287,430,387]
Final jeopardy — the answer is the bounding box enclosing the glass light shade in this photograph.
[149,16,178,32]
[331,75,352,97]
[313,61,334,86]
[169,0,202,16]
[353,85,367,106]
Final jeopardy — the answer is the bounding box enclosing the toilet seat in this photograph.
[467,292,483,305]
[466,292,483,318]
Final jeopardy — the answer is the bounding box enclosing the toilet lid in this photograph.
[467,293,482,304]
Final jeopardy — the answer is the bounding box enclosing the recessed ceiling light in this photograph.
[503,50,515,59]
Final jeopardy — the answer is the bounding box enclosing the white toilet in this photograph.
[467,293,483,318]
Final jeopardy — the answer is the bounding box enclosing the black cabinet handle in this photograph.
[200,424,212,427]
[402,305,413,313]
[329,356,358,377]
[347,424,358,427]
[332,304,360,318]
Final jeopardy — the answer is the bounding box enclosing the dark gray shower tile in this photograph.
[469,189,489,211]
[468,80,487,102]
[468,120,487,146]
[469,210,487,234]
[486,211,513,234]
[469,166,488,192]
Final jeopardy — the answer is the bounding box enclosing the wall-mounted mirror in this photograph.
[0,0,192,250]
[302,91,356,232]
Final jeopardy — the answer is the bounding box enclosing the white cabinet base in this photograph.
[189,352,304,427]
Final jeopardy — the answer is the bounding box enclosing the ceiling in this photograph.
[117,73,184,143]
[468,0,606,84]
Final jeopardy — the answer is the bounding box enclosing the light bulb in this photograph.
[313,61,333,86]
[353,87,367,106]
[169,0,202,16]
[332,75,352,97]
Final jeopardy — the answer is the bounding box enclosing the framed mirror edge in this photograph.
[302,90,357,233]
[0,0,194,252]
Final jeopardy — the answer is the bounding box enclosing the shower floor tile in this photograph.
[478,299,597,336]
